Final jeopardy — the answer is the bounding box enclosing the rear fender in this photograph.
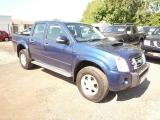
[16,40,31,58]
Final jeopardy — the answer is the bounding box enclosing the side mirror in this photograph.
[119,39,124,42]
[127,31,132,34]
[56,36,69,45]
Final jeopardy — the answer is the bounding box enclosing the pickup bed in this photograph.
[12,21,149,102]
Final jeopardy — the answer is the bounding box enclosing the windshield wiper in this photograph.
[88,38,102,42]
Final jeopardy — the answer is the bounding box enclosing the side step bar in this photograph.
[32,61,72,77]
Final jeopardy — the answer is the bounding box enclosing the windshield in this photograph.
[103,25,125,33]
[66,23,105,42]
[139,27,156,33]
[153,28,160,35]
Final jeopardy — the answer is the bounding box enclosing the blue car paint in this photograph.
[12,21,149,91]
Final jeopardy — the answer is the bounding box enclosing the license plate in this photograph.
[144,40,150,46]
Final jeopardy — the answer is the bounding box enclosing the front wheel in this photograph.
[76,66,109,103]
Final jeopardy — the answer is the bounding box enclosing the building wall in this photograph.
[0,15,12,34]
[12,20,33,33]
[0,15,34,34]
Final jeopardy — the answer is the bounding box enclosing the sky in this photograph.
[0,0,92,21]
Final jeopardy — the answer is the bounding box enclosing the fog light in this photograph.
[123,79,129,85]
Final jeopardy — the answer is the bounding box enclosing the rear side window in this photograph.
[32,23,46,39]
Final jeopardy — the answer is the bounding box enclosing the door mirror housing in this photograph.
[127,31,132,34]
[56,36,69,45]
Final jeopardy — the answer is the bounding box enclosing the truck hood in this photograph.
[103,32,125,38]
[146,35,160,41]
[84,39,142,58]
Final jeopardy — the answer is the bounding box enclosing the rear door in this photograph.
[43,23,73,73]
[29,23,47,62]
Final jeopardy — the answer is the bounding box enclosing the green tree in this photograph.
[81,0,160,26]
[82,0,143,24]
[81,0,104,24]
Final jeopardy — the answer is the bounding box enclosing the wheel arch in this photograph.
[17,44,26,57]
[17,43,30,58]
[73,59,109,82]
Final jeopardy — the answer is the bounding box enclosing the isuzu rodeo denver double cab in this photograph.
[12,21,149,102]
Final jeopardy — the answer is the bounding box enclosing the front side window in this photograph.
[32,23,46,39]
[132,27,137,34]
[66,23,104,42]
[47,24,67,40]
[126,26,132,33]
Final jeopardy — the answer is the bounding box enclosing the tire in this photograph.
[76,66,109,103]
[4,37,9,41]
[19,49,33,69]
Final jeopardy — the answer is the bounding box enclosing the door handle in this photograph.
[30,39,34,43]
[44,43,49,46]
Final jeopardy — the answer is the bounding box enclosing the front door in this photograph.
[43,23,73,73]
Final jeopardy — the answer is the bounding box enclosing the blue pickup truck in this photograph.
[12,21,149,102]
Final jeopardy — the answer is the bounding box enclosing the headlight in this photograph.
[108,37,116,41]
[142,53,146,64]
[115,56,129,72]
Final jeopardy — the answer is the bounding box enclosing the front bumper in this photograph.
[142,44,160,53]
[108,63,149,91]
[142,45,160,58]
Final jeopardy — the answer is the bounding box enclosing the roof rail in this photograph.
[113,23,134,25]
[125,23,134,25]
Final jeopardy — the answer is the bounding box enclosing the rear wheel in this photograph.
[4,37,9,41]
[19,49,33,69]
[76,66,109,103]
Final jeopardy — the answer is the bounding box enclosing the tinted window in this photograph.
[32,23,46,39]
[132,27,137,34]
[140,27,156,33]
[126,26,131,31]
[47,24,67,40]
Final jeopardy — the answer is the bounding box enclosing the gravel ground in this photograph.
[0,41,160,120]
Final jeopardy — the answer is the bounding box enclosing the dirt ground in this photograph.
[0,41,160,120]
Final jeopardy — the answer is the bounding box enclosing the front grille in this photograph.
[134,55,143,69]
[131,54,145,70]
[157,42,160,47]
